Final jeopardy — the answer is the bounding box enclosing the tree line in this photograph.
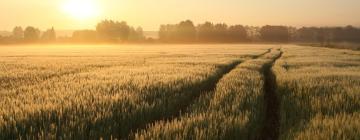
[159,20,360,44]
[1,19,360,44]
[0,26,56,43]
[0,20,145,44]
[159,20,248,43]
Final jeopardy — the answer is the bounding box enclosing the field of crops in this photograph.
[0,44,359,139]
[273,45,360,139]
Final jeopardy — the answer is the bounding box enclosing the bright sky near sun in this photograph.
[0,0,359,30]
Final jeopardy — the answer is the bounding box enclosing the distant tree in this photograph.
[341,25,360,42]
[228,25,248,42]
[96,20,131,42]
[176,20,196,42]
[260,25,290,42]
[159,20,196,42]
[24,26,40,42]
[159,24,177,42]
[160,21,251,43]
[157,21,359,43]
[287,26,298,42]
[159,25,167,41]
[197,22,215,42]
[128,27,145,42]
[213,23,228,42]
[245,26,261,42]
[12,26,24,40]
[316,28,326,45]
[117,22,131,41]
[72,30,97,42]
[197,22,248,42]
[41,27,56,42]
[296,27,318,42]
[136,27,144,36]
[294,26,360,44]
[332,27,345,42]
[323,28,334,45]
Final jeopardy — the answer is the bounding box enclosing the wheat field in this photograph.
[0,44,359,139]
[273,45,360,140]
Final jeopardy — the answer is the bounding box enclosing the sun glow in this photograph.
[62,0,100,20]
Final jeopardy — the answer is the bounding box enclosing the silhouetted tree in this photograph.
[213,23,228,42]
[96,20,131,42]
[159,20,196,42]
[333,25,360,42]
[12,26,24,40]
[159,24,177,42]
[159,25,167,41]
[260,25,290,42]
[316,28,330,45]
[296,27,318,42]
[41,27,56,42]
[128,27,145,42]
[177,20,196,42]
[197,22,215,42]
[228,25,247,42]
[24,26,40,42]
[245,26,261,42]
[287,26,298,42]
[320,27,334,45]
[295,26,360,44]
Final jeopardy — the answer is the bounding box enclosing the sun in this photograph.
[61,0,100,20]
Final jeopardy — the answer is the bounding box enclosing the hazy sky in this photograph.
[1,0,359,31]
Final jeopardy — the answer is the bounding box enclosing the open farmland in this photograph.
[0,44,359,139]
[273,45,360,139]
[134,48,282,139]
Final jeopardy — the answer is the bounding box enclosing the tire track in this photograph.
[260,50,283,140]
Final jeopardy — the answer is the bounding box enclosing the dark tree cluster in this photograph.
[248,25,360,44]
[260,25,290,42]
[257,25,360,44]
[1,19,360,45]
[159,20,197,42]
[295,26,360,44]
[159,20,248,43]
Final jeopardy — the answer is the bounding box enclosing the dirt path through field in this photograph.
[260,50,282,140]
